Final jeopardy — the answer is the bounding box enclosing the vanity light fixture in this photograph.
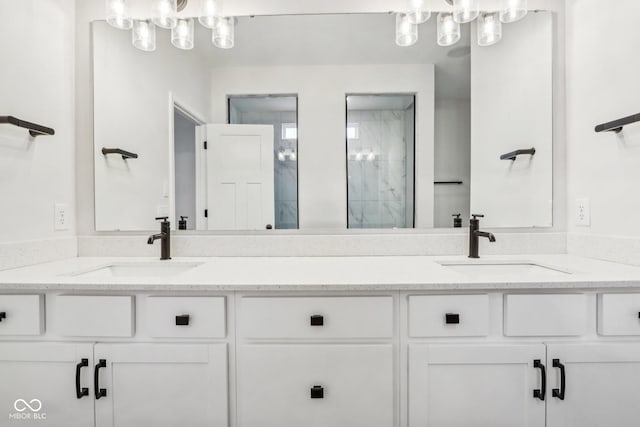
[451,0,480,24]
[395,13,418,47]
[212,16,235,49]
[152,0,178,29]
[477,12,502,46]
[407,0,431,24]
[132,20,157,52]
[172,18,195,50]
[437,12,461,46]
[105,0,132,30]
[199,0,222,28]
[500,0,528,23]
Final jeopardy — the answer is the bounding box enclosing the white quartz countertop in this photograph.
[1,254,640,291]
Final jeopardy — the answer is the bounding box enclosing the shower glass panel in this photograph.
[346,94,415,229]
[228,95,299,229]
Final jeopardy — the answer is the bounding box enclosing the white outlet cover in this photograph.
[55,203,69,230]
[576,198,591,227]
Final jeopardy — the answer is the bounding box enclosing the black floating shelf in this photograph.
[435,181,463,185]
[595,113,640,134]
[102,147,138,160]
[0,116,55,137]
[500,148,536,161]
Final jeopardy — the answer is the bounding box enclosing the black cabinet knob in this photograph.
[310,315,324,326]
[266,224,273,230]
[445,313,460,324]
[0,312,5,322]
[175,315,190,326]
[310,385,324,399]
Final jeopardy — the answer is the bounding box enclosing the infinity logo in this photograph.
[13,399,42,413]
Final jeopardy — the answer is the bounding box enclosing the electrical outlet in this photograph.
[54,203,69,230]
[576,198,591,227]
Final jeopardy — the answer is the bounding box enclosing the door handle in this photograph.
[75,359,89,399]
[533,359,546,401]
[94,359,107,400]
[552,358,566,400]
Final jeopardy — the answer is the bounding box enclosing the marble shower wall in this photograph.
[347,109,413,229]
[236,110,298,229]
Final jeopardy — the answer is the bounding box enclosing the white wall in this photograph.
[566,0,640,238]
[92,21,211,231]
[209,65,435,229]
[0,0,75,245]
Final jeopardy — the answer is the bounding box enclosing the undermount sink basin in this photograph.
[69,262,203,278]
[439,261,570,277]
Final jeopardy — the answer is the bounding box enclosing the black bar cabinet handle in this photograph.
[445,313,460,324]
[552,359,566,400]
[310,315,324,326]
[0,312,6,322]
[76,359,89,399]
[533,359,546,401]
[310,385,324,399]
[94,359,107,400]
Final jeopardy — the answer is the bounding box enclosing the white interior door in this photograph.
[409,344,546,427]
[94,343,228,427]
[203,124,275,230]
[0,342,94,427]
[470,12,553,227]
[546,343,640,427]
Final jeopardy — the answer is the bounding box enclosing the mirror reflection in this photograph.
[93,11,552,232]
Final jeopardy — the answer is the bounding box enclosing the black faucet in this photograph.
[469,214,496,259]
[148,217,171,260]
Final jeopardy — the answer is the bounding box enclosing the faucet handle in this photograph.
[471,214,485,219]
[155,216,169,222]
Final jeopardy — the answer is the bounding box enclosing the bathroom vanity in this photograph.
[1,255,640,427]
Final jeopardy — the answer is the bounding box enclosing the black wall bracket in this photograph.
[595,113,640,134]
[102,147,138,160]
[500,148,536,161]
[0,116,55,137]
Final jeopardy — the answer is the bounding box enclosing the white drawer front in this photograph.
[504,294,588,336]
[0,295,43,336]
[409,294,489,337]
[147,296,226,338]
[54,295,134,337]
[239,297,393,339]
[598,293,640,336]
[238,344,394,427]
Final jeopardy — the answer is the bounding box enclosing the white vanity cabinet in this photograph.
[409,344,546,427]
[0,342,95,427]
[94,343,228,427]
[545,343,640,427]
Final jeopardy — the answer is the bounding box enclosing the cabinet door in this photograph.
[94,343,228,427]
[547,343,640,427]
[0,342,94,427]
[237,344,394,427]
[409,344,546,427]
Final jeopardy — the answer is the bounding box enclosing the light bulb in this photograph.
[172,18,195,50]
[437,12,461,46]
[395,13,418,47]
[199,0,222,28]
[153,0,178,29]
[500,0,528,23]
[407,0,431,24]
[212,17,235,49]
[452,0,479,24]
[132,20,156,51]
[106,0,132,30]
[477,12,502,46]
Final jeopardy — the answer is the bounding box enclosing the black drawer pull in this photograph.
[175,315,190,326]
[445,313,460,324]
[552,359,566,400]
[94,359,107,400]
[533,359,546,401]
[76,359,89,399]
[310,315,324,326]
[0,312,5,322]
[310,385,324,399]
